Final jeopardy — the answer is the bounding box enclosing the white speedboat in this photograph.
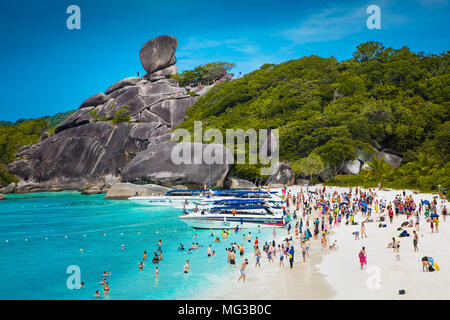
[179,205,287,229]
[128,190,212,207]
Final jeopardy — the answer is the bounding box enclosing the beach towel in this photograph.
[399,230,410,237]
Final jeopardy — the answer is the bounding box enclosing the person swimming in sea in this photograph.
[94,290,100,298]
[152,252,160,263]
[138,261,145,271]
[178,243,185,250]
[143,251,147,261]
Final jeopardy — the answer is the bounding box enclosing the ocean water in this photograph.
[0,192,272,299]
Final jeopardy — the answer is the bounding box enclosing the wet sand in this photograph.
[201,200,335,300]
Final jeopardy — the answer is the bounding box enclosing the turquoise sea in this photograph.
[0,191,272,299]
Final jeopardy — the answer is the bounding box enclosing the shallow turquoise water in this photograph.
[0,192,272,299]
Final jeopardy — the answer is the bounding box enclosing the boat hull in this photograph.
[179,215,286,229]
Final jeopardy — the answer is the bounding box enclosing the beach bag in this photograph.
[429,265,435,272]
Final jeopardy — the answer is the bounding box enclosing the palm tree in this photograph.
[366,155,394,182]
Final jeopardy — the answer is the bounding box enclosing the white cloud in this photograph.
[280,7,366,45]
[418,0,448,8]
[179,37,261,56]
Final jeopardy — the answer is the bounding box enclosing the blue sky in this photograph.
[0,0,449,121]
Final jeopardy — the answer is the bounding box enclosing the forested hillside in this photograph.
[177,42,450,193]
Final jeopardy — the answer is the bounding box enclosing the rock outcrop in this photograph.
[0,183,16,194]
[6,35,231,193]
[104,182,172,200]
[226,178,256,189]
[267,162,296,187]
[121,141,233,188]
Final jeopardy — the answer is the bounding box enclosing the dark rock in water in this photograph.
[105,77,142,95]
[79,92,108,110]
[226,178,256,189]
[121,142,233,187]
[104,182,172,200]
[268,162,296,187]
[139,35,177,74]
[0,194,6,200]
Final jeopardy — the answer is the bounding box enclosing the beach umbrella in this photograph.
[433,196,439,198]
[423,200,430,204]
[360,202,368,207]
[431,213,439,218]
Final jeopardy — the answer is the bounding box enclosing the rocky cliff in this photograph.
[7,35,231,193]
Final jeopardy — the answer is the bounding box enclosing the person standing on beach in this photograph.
[288,246,294,269]
[415,213,420,231]
[359,247,367,270]
[279,245,285,267]
[413,231,419,252]
[361,222,367,238]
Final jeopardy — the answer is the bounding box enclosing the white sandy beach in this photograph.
[202,186,449,300]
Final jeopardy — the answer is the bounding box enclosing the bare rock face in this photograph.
[139,35,178,74]
[121,142,233,187]
[79,92,108,110]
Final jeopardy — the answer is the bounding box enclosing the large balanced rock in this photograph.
[139,35,177,74]
[105,182,172,200]
[122,141,233,187]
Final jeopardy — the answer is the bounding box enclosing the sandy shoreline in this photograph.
[200,185,449,300]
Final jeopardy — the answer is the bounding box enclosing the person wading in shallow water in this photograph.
[237,259,248,283]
